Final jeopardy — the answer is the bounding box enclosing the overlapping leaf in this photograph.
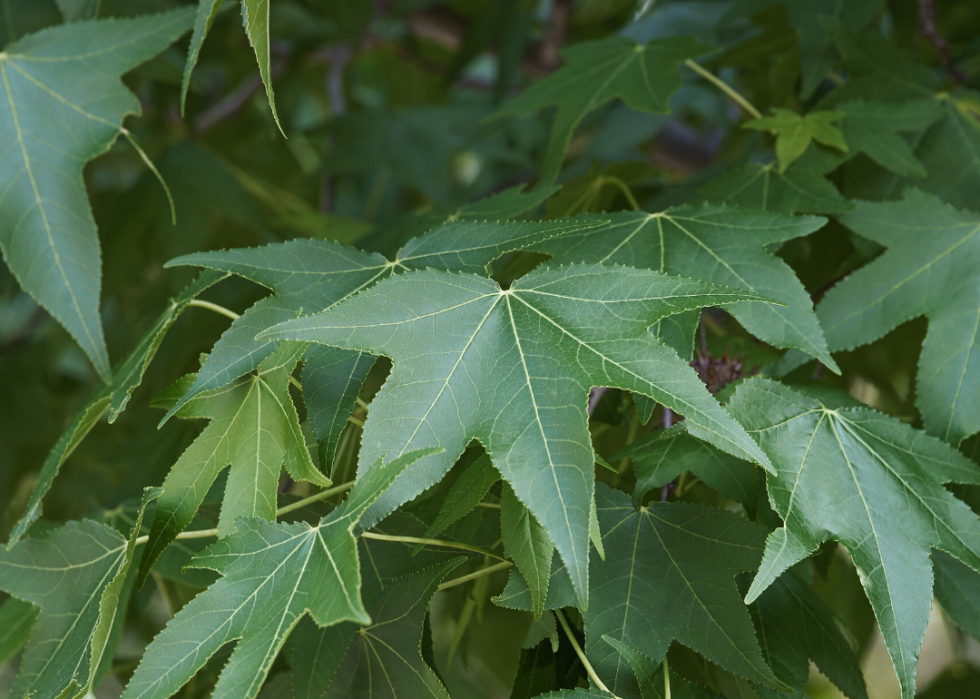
[585,484,783,696]
[492,35,715,184]
[727,379,980,699]
[820,189,980,444]
[835,100,943,178]
[138,341,328,586]
[534,204,835,368]
[501,482,555,620]
[0,9,194,381]
[261,263,776,607]
[7,270,225,547]
[602,637,721,699]
[123,449,438,699]
[744,108,848,172]
[0,488,157,699]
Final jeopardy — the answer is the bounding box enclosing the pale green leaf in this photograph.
[744,108,847,172]
[138,341,328,586]
[501,482,555,620]
[0,9,194,381]
[727,379,980,699]
[7,270,224,548]
[123,449,440,699]
[492,35,715,184]
[586,484,783,695]
[534,204,835,369]
[260,264,777,607]
[822,189,980,444]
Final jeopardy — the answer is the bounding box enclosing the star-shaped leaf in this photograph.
[138,341,329,587]
[585,483,783,695]
[726,379,980,699]
[0,8,194,381]
[122,448,439,699]
[820,189,980,444]
[7,270,225,548]
[0,488,158,699]
[744,108,848,172]
[492,35,715,184]
[534,205,835,369]
[835,99,943,178]
[261,263,776,609]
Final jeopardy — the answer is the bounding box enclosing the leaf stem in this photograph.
[360,532,509,562]
[601,176,641,210]
[348,415,365,427]
[356,397,371,411]
[187,299,241,321]
[663,657,672,699]
[121,127,176,225]
[275,480,356,516]
[683,59,761,120]
[555,608,617,696]
[437,560,513,591]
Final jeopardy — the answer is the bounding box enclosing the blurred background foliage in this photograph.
[2,0,980,697]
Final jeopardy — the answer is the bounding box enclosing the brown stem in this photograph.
[918,0,966,83]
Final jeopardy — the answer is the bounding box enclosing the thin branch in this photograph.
[918,0,966,83]
[187,299,240,321]
[684,59,761,119]
[360,532,508,561]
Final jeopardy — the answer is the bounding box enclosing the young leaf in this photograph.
[601,637,721,699]
[123,449,440,699]
[747,571,868,699]
[260,264,778,607]
[501,482,555,620]
[6,270,225,548]
[323,558,464,699]
[585,484,783,695]
[821,189,980,444]
[138,341,327,586]
[727,379,980,699]
[534,205,835,369]
[0,8,194,381]
[744,108,848,172]
[492,35,715,184]
[0,489,158,699]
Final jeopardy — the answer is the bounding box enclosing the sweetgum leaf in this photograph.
[181,0,225,113]
[492,35,715,184]
[0,8,194,381]
[534,205,835,369]
[744,108,848,172]
[934,550,980,642]
[138,341,328,587]
[501,481,555,620]
[727,379,980,699]
[7,270,225,547]
[419,453,499,545]
[585,484,783,695]
[0,597,37,667]
[836,100,944,178]
[601,637,721,699]
[123,449,440,699]
[261,264,777,607]
[0,488,158,699]
[822,189,980,444]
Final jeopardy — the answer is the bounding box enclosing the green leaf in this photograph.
[747,571,868,699]
[241,0,282,134]
[614,427,759,509]
[534,205,835,369]
[323,558,464,699]
[585,483,783,694]
[419,453,499,545]
[744,108,847,172]
[699,147,851,214]
[501,481,555,620]
[260,264,777,607]
[492,35,715,184]
[601,637,721,699]
[727,379,980,699]
[138,341,327,586]
[181,0,225,113]
[6,270,224,548]
[934,550,980,642]
[821,189,980,444]
[56,0,99,22]
[0,9,194,381]
[836,99,943,178]
[493,555,579,614]
[0,488,157,699]
[123,449,440,699]
[0,597,37,667]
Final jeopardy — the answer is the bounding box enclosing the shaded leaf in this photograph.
[181,0,226,113]
[0,597,38,667]
[934,550,980,642]
[601,637,721,699]
[420,453,499,544]
[502,482,555,620]
[836,99,943,178]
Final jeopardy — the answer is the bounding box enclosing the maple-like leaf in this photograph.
[835,100,943,178]
[727,379,980,699]
[585,484,783,695]
[137,341,329,586]
[7,270,225,548]
[122,449,439,699]
[820,189,980,444]
[601,637,721,699]
[420,453,499,544]
[492,35,715,184]
[744,108,848,173]
[0,488,158,699]
[0,9,194,381]
[501,481,555,620]
[534,205,836,369]
[260,263,776,608]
